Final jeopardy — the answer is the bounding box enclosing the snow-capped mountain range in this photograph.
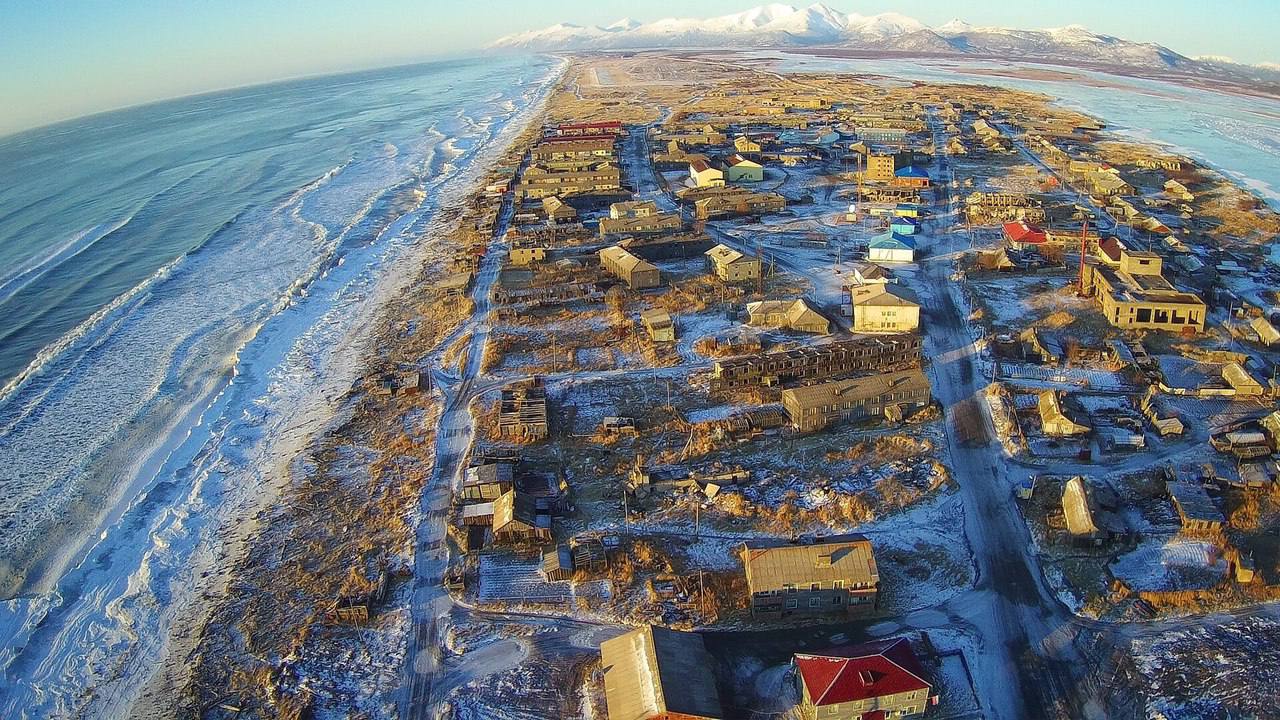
[489,2,1274,76]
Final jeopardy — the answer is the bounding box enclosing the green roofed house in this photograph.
[600,625,724,720]
[867,232,916,264]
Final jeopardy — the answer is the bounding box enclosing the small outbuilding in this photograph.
[868,231,916,264]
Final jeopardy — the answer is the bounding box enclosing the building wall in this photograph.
[868,247,914,264]
[750,586,878,619]
[852,304,920,333]
[784,385,930,432]
[798,687,931,720]
[727,165,764,183]
[712,258,760,283]
[509,247,546,266]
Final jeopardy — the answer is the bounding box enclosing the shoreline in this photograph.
[145,56,569,717]
[0,55,568,718]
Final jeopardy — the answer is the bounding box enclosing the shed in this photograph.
[640,308,675,342]
[1038,391,1090,437]
[542,545,575,582]
[1167,480,1224,534]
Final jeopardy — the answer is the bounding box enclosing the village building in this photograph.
[599,625,724,720]
[461,462,515,502]
[492,489,552,543]
[793,638,934,720]
[890,217,919,236]
[742,536,880,619]
[863,152,896,182]
[690,187,787,220]
[849,262,892,286]
[724,154,764,183]
[867,231,916,264]
[1094,236,1126,266]
[1062,476,1124,545]
[640,308,675,342]
[848,283,921,333]
[1003,221,1049,251]
[856,127,910,144]
[541,195,578,224]
[1137,156,1184,171]
[509,244,547,266]
[600,246,661,290]
[518,164,622,200]
[1085,250,1206,332]
[530,137,616,163]
[1038,390,1090,437]
[1222,362,1264,397]
[746,299,831,335]
[782,368,931,432]
[549,120,626,137]
[734,134,762,154]
[598,211,682,239]
[709,335,922,391]
[1087,169,1133,197]
[1252,316,1280,346]
[1164,178,1194,202]
[1167,480,1225,535]
[689,157,725,188]
[609,200,657,220]
[499,378,548,441]
[892,166,930,188]
[541,545,574,582]
[705,243,761,283]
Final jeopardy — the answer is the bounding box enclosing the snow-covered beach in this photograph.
[0,54,565,717]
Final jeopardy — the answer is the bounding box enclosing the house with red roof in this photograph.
[1002,221,1048,251]
[1094,236,1126,266]
[793,638,935,720]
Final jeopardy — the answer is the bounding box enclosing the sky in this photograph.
[2,0,1278,136]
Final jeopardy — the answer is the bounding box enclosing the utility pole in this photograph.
[1078,218,1090,297]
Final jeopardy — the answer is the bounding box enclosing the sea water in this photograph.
[0,53,559,716]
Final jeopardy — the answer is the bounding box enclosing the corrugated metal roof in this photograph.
[743,535,878,590]
[781,369,930,411]
[600,626,723,720]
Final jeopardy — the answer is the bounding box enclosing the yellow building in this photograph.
[746,299,830,335]
[640,308,675,342]
[1086,250,1206,332]
[864,153,896,182]
[689,157,725,188]
[509,245,547,266]
[734,135,762,154]
[849,284,920,333]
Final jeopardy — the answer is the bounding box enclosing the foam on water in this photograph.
[0,54,564,716]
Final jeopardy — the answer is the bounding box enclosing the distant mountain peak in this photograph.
[486,3,1198,73]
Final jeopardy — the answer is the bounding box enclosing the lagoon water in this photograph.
[773,53,1280,208]
[0,54,558,716]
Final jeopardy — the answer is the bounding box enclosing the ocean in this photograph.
[0,53,560,716]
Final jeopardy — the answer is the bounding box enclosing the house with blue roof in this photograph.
[893,165,930,188]
[868,231,916,264]
[890,217,920,235]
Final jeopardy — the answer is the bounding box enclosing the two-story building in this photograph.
[742,536,879,619]
[794,637,935,720]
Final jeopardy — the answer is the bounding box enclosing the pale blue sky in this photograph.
[2,0,1277,135]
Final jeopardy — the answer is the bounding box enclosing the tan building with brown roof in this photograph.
[1085,250,1206,332]
[600,246,661,290]
[640,308,675,342]
[848,284,920,333]
[599,625,724,720]
[742,536,879,620]
[782,368,931,433]
[746,299,830,335]
[705,243,761,283]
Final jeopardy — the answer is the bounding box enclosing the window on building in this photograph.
[808,598,820,607]
[810,582,820,591]
[786,598,798,609]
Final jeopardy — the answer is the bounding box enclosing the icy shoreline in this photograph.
[0,55,567,718]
